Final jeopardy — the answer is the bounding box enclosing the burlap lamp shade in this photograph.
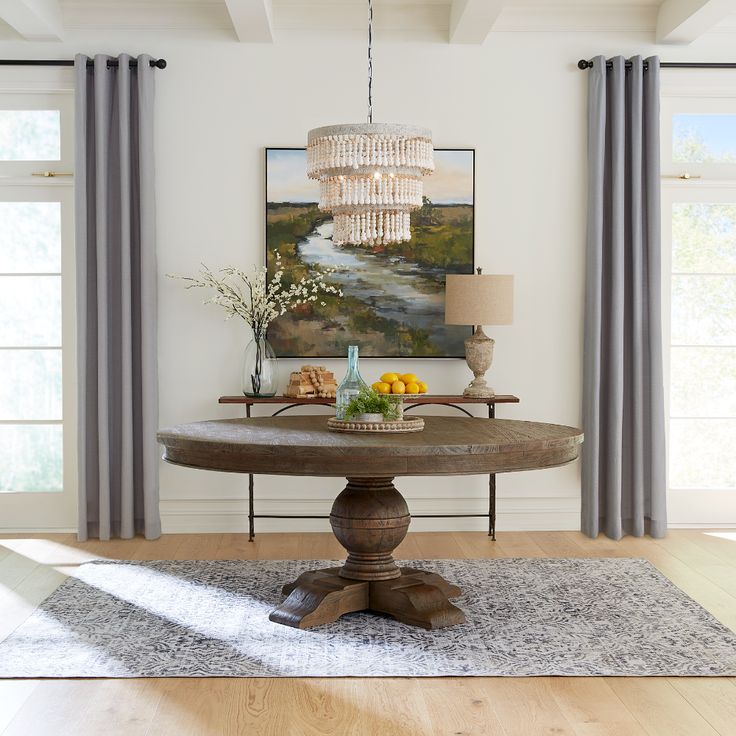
[445,274,514,326]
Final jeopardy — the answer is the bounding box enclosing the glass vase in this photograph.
[242,334,277,398]
[335,345,368,419]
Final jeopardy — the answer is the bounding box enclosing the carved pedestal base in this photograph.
[269,477,466,630]
[269,566,465,630]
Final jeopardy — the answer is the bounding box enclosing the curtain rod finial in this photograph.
[153,59,167,69]
[578,59,592,70]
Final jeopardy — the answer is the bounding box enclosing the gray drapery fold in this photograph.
[75,53,160,541]
[582,55,667,540]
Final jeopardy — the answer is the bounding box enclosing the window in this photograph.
[0,201,63,493]
[662,90,736,525]
[0,110,61,160]
[662,96,736,180]
[0,84,76,529]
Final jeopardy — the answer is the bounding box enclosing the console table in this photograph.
[218,394,520,541]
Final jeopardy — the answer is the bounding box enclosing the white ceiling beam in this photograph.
[656,0,734,43]
[0,0,63,40]
[223,0,273,43]
[449,0,504,44]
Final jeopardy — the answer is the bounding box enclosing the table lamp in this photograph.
[445,269,514,398]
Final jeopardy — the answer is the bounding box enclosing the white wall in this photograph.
[3,25,736,533]
[155,32,590,533]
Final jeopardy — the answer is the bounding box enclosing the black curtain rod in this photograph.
[578,59,736,70]
[0,58,167,69]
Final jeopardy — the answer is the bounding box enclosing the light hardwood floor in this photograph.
[1,530,735,735]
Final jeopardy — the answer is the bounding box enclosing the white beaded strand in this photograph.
[305,1,433,245]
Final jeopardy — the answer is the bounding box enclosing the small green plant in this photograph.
[345,387,401,421]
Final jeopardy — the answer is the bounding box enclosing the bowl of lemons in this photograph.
[372,372,428,396]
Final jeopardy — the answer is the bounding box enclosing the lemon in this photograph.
[381,372,399,384]
[400,373,417,385]
[417,381,428,394]
[373,381,391,394]
[405,382,420,394]
[391,380,406,395]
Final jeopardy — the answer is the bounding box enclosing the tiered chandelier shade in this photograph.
[307,123,434,246]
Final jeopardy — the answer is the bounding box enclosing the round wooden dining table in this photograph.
[157,415,583,630]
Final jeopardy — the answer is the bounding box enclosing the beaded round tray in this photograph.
[327,416,425,434]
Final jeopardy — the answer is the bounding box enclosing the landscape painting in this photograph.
[265,148,474,357]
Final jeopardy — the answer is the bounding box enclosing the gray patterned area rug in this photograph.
[1,557,735,678]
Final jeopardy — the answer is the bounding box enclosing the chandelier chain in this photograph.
[368,0,373,124]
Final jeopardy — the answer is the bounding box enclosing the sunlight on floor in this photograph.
[705,532,736,542]
[0,680,37,733]
[0,539,100,565]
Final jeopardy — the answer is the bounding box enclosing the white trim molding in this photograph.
[0,0,63,40]
[668,523,736,528]
[2,1,734,43]
[656,0,735,43]
[449,0,504,44]
[224,0,274,42]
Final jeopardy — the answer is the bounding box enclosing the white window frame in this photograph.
[0,69,77,531]
[661,72,736,528]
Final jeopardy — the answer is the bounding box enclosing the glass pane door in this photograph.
[663,189,736,525]
[0,187,76,529]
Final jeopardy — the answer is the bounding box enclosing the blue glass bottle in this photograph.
[335,345,368,420]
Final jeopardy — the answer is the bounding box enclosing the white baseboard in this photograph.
[667,523,736,529]
[159,496,583,533]
[4,503,732,536]
[0,526,77,534]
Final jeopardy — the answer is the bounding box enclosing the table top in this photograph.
[218,394,520,405]
[158,415,582,478]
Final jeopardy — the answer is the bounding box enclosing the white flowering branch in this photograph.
[170,251,343,339]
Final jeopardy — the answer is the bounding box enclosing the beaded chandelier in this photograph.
[306,0,434,246]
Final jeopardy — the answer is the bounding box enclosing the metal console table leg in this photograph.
[488,403,496,541]
[245,403,256,541]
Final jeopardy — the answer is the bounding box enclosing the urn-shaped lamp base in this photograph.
[462,326,495,398]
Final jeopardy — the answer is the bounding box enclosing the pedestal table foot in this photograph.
[370,568,466,629]
[269,568,368,629]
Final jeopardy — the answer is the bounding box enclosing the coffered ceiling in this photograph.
[0,0,734,44]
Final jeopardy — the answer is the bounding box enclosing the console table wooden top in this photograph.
[157,415,582,478]
[218,394,520,406]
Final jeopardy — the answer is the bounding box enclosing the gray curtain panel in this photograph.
[582,55,667,539]
[75,54,160,540]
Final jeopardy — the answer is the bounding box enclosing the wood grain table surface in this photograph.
[157,415,583,478]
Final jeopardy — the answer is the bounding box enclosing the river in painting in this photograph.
[301,220,466,354]
[265,148,474,358]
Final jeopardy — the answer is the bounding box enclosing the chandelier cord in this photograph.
[367,0,373,124]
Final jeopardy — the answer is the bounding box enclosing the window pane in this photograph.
[670,347,736,417]
[673,114,736,163]
[0,424,62,493]
[671,275,736,345]
[669,419,736,489]
[0,202,61,273]
[0,276,61,346]
[672,203,736,274]
[0,110,60,161]
[0,350,62,420]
